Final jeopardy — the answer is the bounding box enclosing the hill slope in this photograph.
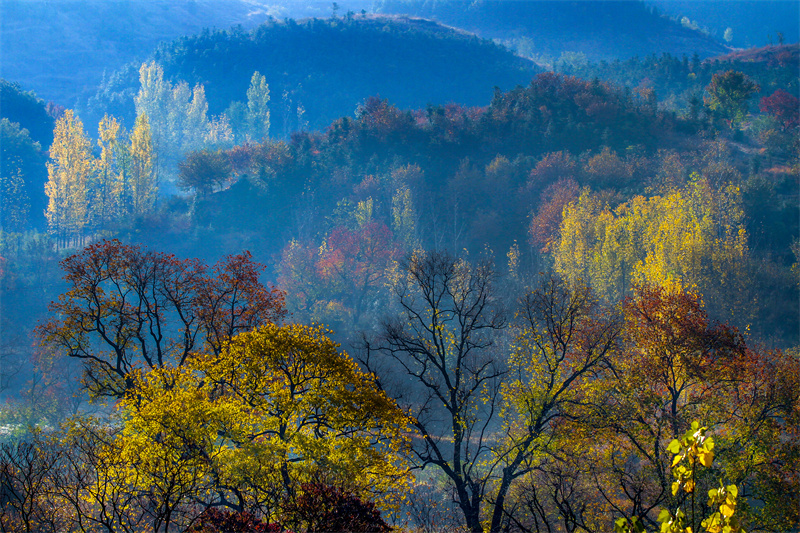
[374,0,731,63]
[86,15,539,133]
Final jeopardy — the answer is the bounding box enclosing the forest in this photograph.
[0,1,798,532]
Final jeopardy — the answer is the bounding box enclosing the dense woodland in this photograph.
[0,3,799,532]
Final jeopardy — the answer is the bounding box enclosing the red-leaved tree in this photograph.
[37,239,285,398]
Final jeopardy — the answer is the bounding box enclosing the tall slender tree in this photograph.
[127,113,157,216]
[45,110,92,247]
[91,115,125,231]
[246,71,270,142]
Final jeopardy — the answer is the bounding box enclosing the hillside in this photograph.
[2,0,737,113]
[649,0,799,48]
[373,0,731,64]
[85,15,539,133]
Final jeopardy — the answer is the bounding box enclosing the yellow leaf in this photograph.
[699,450,714,467]
[720,503,735,517]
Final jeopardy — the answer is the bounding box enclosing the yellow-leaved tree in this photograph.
[91,114,126,231]
[127,112,157,216]
[110,323,411,531]
[553,175,750,321]
[45,110,92,247]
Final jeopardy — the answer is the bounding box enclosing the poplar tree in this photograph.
[92,115,125,231]
[128,113,157,216]
[246,71,270,141]
[45,110,92,247]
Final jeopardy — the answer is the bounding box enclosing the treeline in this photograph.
[558,44,799,116]
[84,15,538,135]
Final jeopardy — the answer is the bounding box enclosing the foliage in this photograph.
[134,61,233,174]
[759,89,800,130]
[127,112,158,216]
[45,110,93,247]
[178,149,231,196]
[186,508,277,533]
[0,79,55,148]
[283,482,392,533]
[553,176,754,326]
[491,274,620,532]
[278,221,399,333]
[614,422,745,533]
[704,70,760,128]
[36,239,286,397]
[116,323,410,525]
[245,71,271,142]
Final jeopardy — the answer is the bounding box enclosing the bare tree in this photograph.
[363,250,505,533]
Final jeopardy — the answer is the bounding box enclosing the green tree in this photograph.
[704,70,760,129]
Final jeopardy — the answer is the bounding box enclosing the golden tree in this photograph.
[45,110,92,247]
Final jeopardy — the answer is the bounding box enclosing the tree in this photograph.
[283,483,392,533]
[246,71,271,142]
[490,274,620,533]
[115,323,411,525]
[704,70,760,129]
[363,250,505,533]
[0,119,43,233]
[127,112,157,216]
[36,240,286,398]
[91,114,125,230]
[528,178,579,253]
[278,221,399,332]
[759,89,800,130]
[591,284,751,529]
[178,149,231,197]
[553,178,751,323]
[45,110,92,247]
[134,61,230,174]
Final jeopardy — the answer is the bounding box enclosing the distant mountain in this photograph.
[86,15,539,134]
[373,0,731,64]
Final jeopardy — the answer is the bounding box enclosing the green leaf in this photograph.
[658,508,672,523]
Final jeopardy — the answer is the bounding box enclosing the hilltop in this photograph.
[373,0,731,64]
[85,15,539,133]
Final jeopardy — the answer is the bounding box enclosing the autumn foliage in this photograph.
[36,239,285,397]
